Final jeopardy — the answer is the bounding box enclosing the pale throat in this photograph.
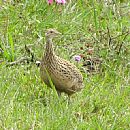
[44,36,55,57]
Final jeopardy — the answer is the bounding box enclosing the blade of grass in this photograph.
[8,32,14,61]
[92,0,98,32]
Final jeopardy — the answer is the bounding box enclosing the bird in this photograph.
[40,28,84,96]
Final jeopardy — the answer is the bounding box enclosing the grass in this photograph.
[0,0,130,130]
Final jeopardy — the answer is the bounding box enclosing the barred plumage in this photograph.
[40,29,84,96]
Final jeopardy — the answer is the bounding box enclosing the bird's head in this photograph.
[45,29,61,39]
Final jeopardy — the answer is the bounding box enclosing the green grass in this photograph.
[0,0,130,130]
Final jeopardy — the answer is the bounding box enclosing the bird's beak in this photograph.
[55,31,62,35]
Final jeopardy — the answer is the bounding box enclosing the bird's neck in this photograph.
[44,37,55,58]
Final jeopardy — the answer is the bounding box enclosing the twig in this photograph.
[6,44,41,67]
[117,32,129,55]
[25,44,35,62]
[6,57,31,66]
[107,26,112,47]
[111,30,129,40]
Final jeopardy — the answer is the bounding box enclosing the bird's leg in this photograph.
[67,94,71,105]
[57,91,61,97]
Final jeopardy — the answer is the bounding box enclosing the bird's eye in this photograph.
[50,31,53,33]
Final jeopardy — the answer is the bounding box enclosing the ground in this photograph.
[0,0,130,130]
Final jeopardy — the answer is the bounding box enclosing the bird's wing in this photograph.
[53,57,83,83]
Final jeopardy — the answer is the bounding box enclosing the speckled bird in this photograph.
[40,29,84,96]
